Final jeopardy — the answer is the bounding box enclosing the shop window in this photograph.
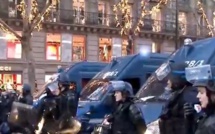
[5,33,22,59]
[73,0,85,24]
[0,73,22,91]
[99,37,112,62]
[72,35,85,61]
[46,33,61,60]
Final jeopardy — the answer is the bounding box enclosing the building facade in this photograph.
[0,0,213,88]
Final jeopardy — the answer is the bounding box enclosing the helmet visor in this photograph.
[185,64,212,84]
[47,81,59,92]
[155,62,171,81]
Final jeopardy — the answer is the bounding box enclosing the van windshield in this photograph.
[87,83,109,101]
[135,73,167,99]
[135,61,171,99]
[80,79,109,100]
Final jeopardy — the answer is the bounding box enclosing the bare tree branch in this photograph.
[30,2,52,32]
[0,19,22,39]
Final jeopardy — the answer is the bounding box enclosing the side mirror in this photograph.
[103,93,114,106]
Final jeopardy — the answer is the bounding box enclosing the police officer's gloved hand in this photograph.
[184,103,195,120]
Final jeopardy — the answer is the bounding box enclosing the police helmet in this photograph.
[155,62,188,90]
[110,81,134,97]
[168,63,188,89]
[185,64,215,92]
[57,72,70,86]
[22,84,31,93]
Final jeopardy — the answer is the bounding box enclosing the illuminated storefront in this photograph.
[99,37,112,62]
[72,35,85,61]
[0,33,23,59]
[46,33,86,62]
[46,33,61,60]
[0,66,22,90]
[99,37,135,62]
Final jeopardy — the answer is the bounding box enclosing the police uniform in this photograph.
[158,63,199,134]
[18,84,33,105]
[105,81,144,134]
[184,65,215,134]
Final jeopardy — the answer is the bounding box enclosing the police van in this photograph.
[63,61,108,94]
[134,38,215,133]
[76,53,169,133]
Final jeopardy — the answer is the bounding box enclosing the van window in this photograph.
[82,78,91,88]
[123,78,140,94]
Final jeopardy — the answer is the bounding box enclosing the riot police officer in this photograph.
[103,81,145,134]
[18,84,33,105]
[31,73,80,133]
[184,64,215,134]
[53,72,80,133]
[158,62,199,134]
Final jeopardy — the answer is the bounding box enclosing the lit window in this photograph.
[99,38,112,62]
[46,33,61,60]
[0,74,22,91]
[73,0,85,24]
[72,35,85,61]
[5,33,22,59]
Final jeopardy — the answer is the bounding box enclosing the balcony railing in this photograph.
[0,8,211,38]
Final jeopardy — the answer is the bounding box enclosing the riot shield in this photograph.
[8,102,37,126]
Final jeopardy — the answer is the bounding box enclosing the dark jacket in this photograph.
[19,93,33,105]
[107,99,138,134]
[159,86,199,134]
[195,114,215,134]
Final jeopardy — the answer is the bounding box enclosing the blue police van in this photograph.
[133,38,215,133]
[76,53,169,133]
[62,61,108,94]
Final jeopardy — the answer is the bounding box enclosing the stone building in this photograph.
[0,0,213,88]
